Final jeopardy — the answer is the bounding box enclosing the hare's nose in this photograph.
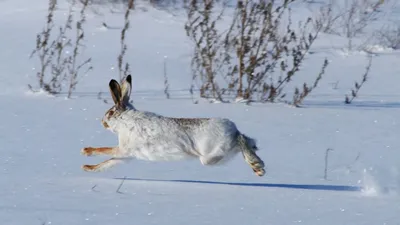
[102,120,109,128]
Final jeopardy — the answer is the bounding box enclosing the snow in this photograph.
[1,0,400,224]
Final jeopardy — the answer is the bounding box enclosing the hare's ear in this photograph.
[121,75,132,104]
[109,79,122,105]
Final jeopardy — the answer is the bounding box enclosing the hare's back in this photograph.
[178,117,238,144]
[129,112,239,139]
[171,117,238,134]
[206,118,239,134]
[117,111,197,160]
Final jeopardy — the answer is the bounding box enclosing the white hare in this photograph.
[81,75,265,176]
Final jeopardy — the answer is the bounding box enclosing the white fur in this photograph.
[103,110,242,165]
[83,75,265,176]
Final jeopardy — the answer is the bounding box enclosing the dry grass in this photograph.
[185,0,328,105]
[345,54,372,104]
[29,0,92,98]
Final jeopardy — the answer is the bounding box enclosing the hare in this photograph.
[81,75,266,176]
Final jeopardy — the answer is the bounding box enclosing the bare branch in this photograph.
[345,54,372,104]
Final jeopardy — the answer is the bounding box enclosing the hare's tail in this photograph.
[237,133,265,177]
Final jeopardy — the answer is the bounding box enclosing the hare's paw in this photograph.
[81,158,127,172]
[82,164,97,172]
[250,161,265,177]
[253,168,265,177]
[81,147,94,156]
[81,147,117,156]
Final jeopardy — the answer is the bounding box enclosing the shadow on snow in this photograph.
[114,177,362,192]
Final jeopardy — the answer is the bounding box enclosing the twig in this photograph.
[116,176,126,194]
[163,56,170,99]
[117,0,134,82]
[354,152,361,162]
[346,152,361,172]
[67,0,93,98]
[324,148,333,180]
[292,58,329,107]
[97,91,109,104]
[345,54,372,104]
[91,184,98,192]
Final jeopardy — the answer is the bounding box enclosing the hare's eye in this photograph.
[108,111,114,116]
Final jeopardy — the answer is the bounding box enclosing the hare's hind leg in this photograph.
[82,157,130,172]
[243,150,265,177]
[237,134,265,177]
[81,146,118,156]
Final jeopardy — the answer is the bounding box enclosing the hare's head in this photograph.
[102,75,135,130]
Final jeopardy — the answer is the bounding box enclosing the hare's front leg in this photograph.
[81,146,118,156]
[82,157,130,172]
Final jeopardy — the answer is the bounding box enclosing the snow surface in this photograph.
[1,0,400,224]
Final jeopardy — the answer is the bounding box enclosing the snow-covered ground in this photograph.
[1,0,400,224]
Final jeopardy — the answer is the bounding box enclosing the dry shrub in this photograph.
[29,0,92,97]
[185,0,328,105]
[345,54,372,104]
[311,0,386,50]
